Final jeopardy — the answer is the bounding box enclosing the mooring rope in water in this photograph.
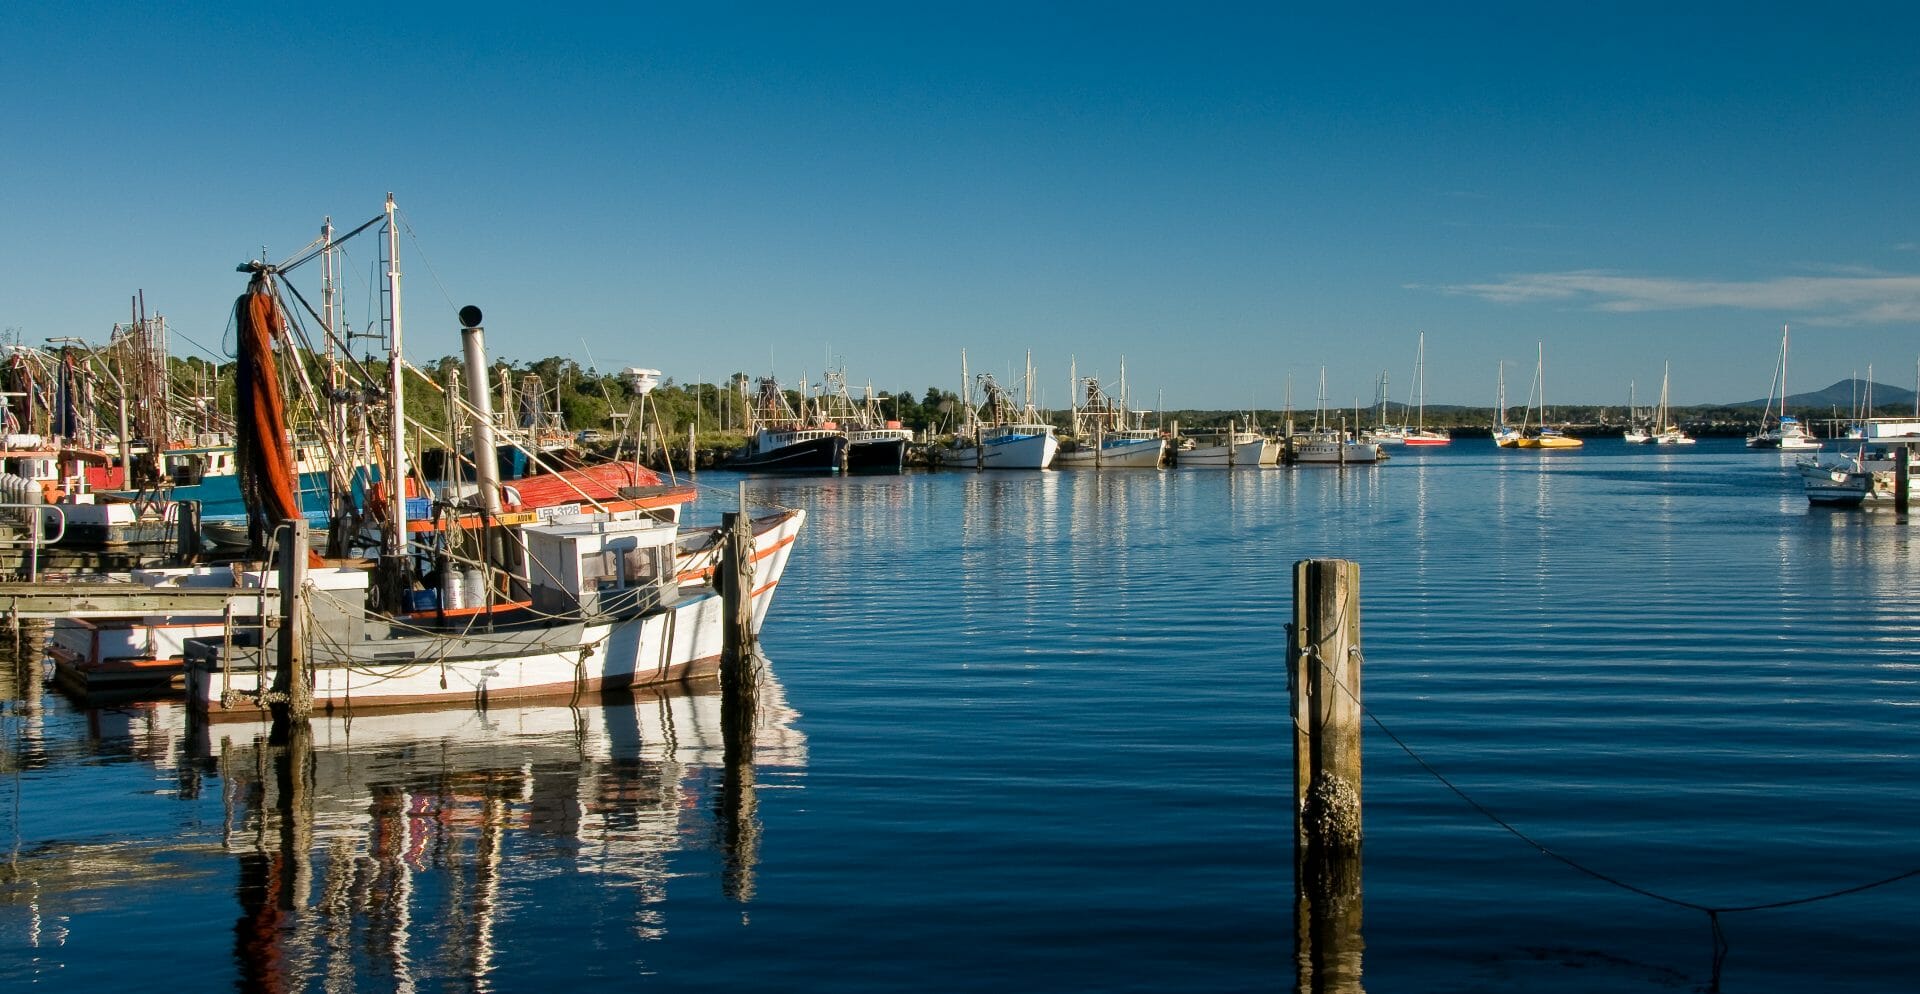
[1309,644,1920,921]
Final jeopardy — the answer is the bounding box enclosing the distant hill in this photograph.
[1726,378,1917,413]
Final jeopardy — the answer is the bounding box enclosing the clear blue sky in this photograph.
[4,3,1917,411]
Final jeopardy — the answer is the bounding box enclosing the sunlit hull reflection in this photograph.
[206,671,805,991]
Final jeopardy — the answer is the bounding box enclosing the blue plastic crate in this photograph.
[405,497,431,519]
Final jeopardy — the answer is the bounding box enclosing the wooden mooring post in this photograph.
[1290,557,1363,993]
[1896,447,1910,516]
[719,482,758,712]
[270,519,311,738]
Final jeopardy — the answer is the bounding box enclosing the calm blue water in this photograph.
[6,437,1919,992]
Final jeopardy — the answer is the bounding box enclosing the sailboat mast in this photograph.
[1781,324,1789,419]
[1496,363,1504,427]
[382,194,409,564]
[1537,341,1547,426]
[1416,331,1426,431]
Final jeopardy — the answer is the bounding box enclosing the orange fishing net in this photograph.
[235,276,322,566]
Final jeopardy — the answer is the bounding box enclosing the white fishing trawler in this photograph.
[1054,361,1166,468]
[1796,419,1920,507]
[930,351,1058,469]
[166,197,806,716]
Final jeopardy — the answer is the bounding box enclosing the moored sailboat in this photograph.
[1512,343,1582,449]
[1649,362,1695,445]
[1747,325,1820,451]
[1401,332,1450,445]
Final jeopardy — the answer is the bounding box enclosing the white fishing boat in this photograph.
[1797,420,1920,506]
[53,508,805,697]
[1290,369,1379,464]
[184,510,803,716]
[1179,426,1267,467]
[1748,325,1820,451]
[1054,360,1166,469]
[930,352,1058,469]
[1257,428,1283,466]
[1290,427,1379,464]
[174,200,807,716]
[1053,426,1163,468]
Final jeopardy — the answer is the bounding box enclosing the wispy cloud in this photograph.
[1411,269,1920,324]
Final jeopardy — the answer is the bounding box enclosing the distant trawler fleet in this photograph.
[720,326,1920,511]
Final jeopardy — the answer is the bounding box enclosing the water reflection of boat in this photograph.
[203,679,804,990]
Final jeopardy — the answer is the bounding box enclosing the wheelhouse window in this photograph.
[580,550,620,592]
[622,546,659,586]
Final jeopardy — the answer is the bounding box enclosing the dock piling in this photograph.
[270,518,311,734]
[1289,557,1364,992]
[719,482,757,699]
[1896,449,1910,516]
[1290,557,1362,854]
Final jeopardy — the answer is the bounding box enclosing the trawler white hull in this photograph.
[54,510,805,697]
[1291,432,1380,464]
[1054,434,1166,468]
[186,594,730,716]
[1179,434,1268,467]
[932,427,1059,469]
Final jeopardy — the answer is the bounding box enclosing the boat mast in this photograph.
[960,349,970,437]
[1069,355,1078,432]
[1496,362,1506,430]
[1780,324,1790,423]
[1537,341,1547,428]
[382,194,410,584]
[320,216,354,551]
[1023,349,1035,422]
[1652,367,1661,431]
[1415,331,1426,431]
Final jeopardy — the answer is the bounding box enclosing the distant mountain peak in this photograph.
[1728,377,1918,412]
